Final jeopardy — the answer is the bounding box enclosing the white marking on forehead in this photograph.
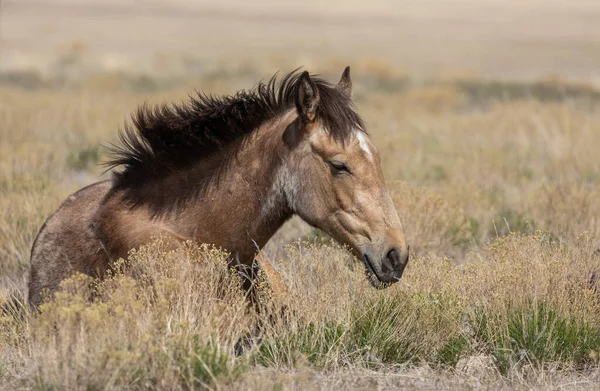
[355,131,373,160]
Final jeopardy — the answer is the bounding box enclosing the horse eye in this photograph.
[329,161,351,174]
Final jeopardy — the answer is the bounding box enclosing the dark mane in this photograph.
[105,69,364,207]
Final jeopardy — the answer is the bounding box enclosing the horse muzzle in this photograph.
[362,245,409,289]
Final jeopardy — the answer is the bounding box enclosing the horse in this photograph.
[27,67,409,307]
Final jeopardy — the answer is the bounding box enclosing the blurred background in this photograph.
[2,0,599,81]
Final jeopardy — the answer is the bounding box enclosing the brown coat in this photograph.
[28,68,409,307]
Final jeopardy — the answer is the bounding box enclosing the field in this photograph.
[1,0,600,389]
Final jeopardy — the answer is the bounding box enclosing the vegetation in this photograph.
[1,62,600,389]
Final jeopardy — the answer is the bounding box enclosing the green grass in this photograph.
[255,293,467,370]
[177,337,246,389]
[255,322,346,368]
[347,297,420,366]
[472,303,600,374]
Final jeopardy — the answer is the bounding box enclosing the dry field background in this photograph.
[1,0,600,389]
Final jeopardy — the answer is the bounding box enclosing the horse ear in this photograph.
[337,66,352,97]
[295,71,319,122]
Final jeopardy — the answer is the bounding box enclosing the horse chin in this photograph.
[362,254,386,289]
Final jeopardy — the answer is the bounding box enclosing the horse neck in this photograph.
[172,110,297,263]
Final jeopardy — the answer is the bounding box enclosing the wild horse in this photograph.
[28,67,409,307]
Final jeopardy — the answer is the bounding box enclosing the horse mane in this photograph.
[105,69,365,208]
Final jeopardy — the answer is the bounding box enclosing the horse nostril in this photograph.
[386,247,401,268]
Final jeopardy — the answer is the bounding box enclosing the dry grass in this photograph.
[1,63,600,389]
